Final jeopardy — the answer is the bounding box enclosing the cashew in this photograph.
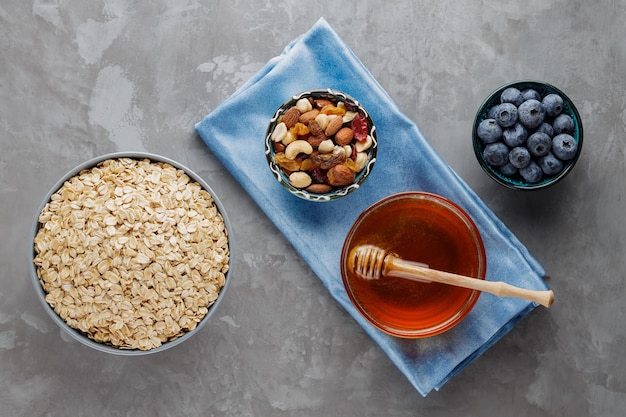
[271,122,288,142]
[332,145,346,158]
[296,98,312,113]
[354,152,368,172]
[343,111,357,123]
[282,130,296,146]
[355,135,372,152]
[343,145,352,157]
[288,171,312,188]
[284,140,313,160]
[314,113,330,130]
[318,139,335,154]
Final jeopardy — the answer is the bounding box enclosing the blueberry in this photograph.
[493,103,518,128]
[521,89,541,101]
[483,142,510,167]
[538,152,564,175]
[508,146,532,169]
[502,122,528,147]
[552,134,578,160]
[517,99,546,129]
[535,122,554,137]
[519,161,543,183]
[499,162,518,177]
[477,119,503,143]
[542,93,564,117]
[526,132,552,157]
[553,113,575,134]
[488,105,498,119]
[500,87,524,106]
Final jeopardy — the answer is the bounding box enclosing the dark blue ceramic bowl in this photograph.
[473,80,583,190]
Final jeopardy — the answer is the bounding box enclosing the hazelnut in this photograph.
[335,127,354,146]
[327,165,355,187]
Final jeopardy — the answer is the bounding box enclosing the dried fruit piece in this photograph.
[344,157,357,172]
[308,120,325,137]
[312,153,344,170]
[274,152,302,171]
[300,158,315,171]
[310,168,328,184]
[289,122,310,137]
[320,104,346,116]
[352,114,369,142]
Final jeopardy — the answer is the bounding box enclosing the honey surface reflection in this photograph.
[341,192,486,338]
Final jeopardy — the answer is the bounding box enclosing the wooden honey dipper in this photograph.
[348,245,554,308]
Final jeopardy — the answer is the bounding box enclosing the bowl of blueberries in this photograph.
[472,80,583,190]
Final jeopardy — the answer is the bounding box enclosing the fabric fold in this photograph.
[195,17,548,396]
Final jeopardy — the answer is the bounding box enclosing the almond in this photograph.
[327,164,355,187]
[281,106,300,129]
[306,183,333,194]
[273,142,285,153]
[298,109,320,124]
[334,127,354,145]
[325,116,343,137]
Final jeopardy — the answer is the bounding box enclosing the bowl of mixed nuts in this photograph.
[30,152,232,354]
[265,89,378,202]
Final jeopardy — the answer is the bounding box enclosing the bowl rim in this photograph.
[265,88,378,202]
[472,80,584,190]
[29,151,234,355]
[340,191,486,338]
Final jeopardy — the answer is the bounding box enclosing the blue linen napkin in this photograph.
[195,18,548,396]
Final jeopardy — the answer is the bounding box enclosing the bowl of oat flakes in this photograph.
[30,152,233,355]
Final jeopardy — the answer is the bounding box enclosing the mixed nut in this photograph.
[269,94,374,194]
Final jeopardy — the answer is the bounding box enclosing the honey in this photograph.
[341,192,486,338]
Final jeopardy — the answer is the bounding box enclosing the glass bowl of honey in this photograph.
[340,192,486,338]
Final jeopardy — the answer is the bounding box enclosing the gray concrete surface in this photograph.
[2,1,625,416]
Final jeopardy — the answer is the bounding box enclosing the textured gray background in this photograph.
[1,1,625,416]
